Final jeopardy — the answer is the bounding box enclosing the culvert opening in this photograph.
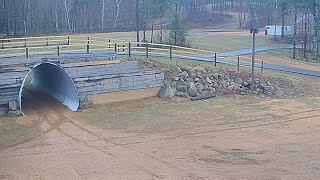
[19,63,79,115]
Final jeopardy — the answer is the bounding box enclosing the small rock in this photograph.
[176,91,188,98]
[213,73,219,79]
[222,81,229,89]
[174,77,180,81]
[240,92,247,95]
[259,82,267,90]
[179,66,189,72]
[227,85,234,91]
[255,78,261,84]
[192,66,206,72]
[208,87,216,94]
[181,71,189,78]
[235,77,243,84]
[194,77,200,82]
[243,81,250,87]
[264,86,274,96]
[188,72,196,79]
[206,77,213,84]
[233,84,241,91]
[159,84,176,98]
[197,83,204,92]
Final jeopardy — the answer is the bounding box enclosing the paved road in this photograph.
[218,46,292,57]
[119,51,320,78]
[1,50,319,78]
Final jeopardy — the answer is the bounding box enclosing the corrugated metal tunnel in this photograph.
[18,63,79,114]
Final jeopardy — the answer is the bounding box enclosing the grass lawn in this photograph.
[0,116,38,149]
[73,94,320,136]
[231,49,320,71]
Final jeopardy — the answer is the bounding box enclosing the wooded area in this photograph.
[0,0,320,60]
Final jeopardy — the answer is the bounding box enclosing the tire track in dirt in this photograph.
[108,112,320,147]
[2,86,320,179]
[13,87,172,179]
[19,87,208,179]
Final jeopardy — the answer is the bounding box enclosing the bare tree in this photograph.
[114,0,122,30]
[64,0,73,33]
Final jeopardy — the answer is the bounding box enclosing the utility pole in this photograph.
[135,0,140,43]
[174,3,178,45]
[250,0,257,91]
[293,0,297,59]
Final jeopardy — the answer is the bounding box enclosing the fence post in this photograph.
[214,53,217,67]
[146,42,149,58]
[108,39,111,51]
[114,43,117,52]
[237,57,240,71]
[24,39,27,47]
[26,48,29,58]
[1,40,3,49]
[46,37,49,46]
[261,61,264,74]
[67,36,70,45]
[57,46,60,56]
[128,42,131,57]
[169,46,172,59]
[87,37,90,54]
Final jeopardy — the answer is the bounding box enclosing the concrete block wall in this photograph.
[0,61,164,116]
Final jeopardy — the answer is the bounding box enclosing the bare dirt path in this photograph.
[1,88,320,179]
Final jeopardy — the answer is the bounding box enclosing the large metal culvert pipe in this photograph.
[18,62,79,113]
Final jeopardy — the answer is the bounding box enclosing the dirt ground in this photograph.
[0,80,320,179]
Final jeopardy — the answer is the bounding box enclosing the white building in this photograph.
[265,26,294,36]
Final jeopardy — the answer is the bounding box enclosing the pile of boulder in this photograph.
[159,66,275,99]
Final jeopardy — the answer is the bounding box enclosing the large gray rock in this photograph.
[187,82,198,97]
[79,100,93,109]
[8,101,18,111]
[79,95,89,102]
[8,110,22,117]
[159,84,176,98]
[176,84,188,93]
[196,83,204,92]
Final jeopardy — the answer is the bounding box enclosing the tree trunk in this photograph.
[101,0,105,31]
[114,0,122,30]
[281,13,285,38]
[135,0,140,43]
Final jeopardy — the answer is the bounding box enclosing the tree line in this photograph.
[0,0,320,60]
[0,0,278,37]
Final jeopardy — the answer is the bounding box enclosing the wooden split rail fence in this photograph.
[0,35,216,60]
[0,35,265,73]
